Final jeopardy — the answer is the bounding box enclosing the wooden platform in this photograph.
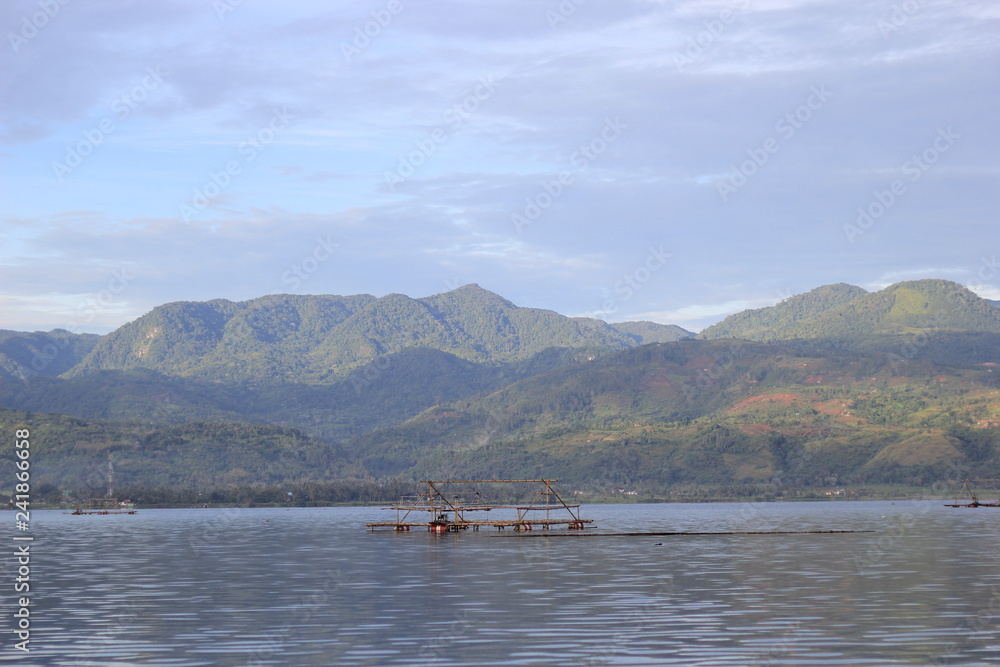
[945,480,1000,508]
[367,518,592,532]
[70,497,137,515]
[366,479,590,532]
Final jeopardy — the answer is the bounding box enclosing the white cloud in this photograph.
[0,0,997,333]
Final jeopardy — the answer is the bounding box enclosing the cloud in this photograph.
[1,0,997,333]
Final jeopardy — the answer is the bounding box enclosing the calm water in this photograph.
[3,501,999,666]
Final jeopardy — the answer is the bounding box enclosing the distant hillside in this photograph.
[0,407,365,494]
[701,280,1000,342]
[4,280,1000,498]
[346,337,1000,488]
[70,285,638,382]
[0,329,100,381]
[0,345,613,443]
[699,283,866,341]
[610,321,693,344]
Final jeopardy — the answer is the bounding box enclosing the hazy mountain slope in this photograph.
[814,280,1000,336]
[610,321,694,344]
[347,338,1000,487]
[699,283,867,341]
[0,407,364,494]
[70,285,638,381]
[0,329,101,380]
[701,280,1000,342]
[72,294,376,381]
[1,345,615,443]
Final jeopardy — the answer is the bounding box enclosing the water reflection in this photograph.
[7,502,999,666]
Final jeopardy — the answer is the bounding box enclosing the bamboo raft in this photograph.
[367,479,591,532]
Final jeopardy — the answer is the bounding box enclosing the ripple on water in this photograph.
[23,503,1000,666]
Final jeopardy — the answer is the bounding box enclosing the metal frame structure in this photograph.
[366,479,591,532]
[944,479,1000,508]
[71,498,137,515]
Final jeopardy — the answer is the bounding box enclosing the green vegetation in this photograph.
[2,281,1000,502]
[0,329,100,380]
[0,407,366,496]
[701,280,1000,341]
[604,321,693,344]
[70,285,660,382]
[343,338,1000,490]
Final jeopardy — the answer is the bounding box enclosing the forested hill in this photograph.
[67,285,691,382]
[343,336,1000,489]
[700,280,1000,342]
[2,279,1000,499]
[0,329,101,381]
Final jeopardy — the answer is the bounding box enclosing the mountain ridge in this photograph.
[3,279,1000,497]
[69,285,693,382]
[701,280,1000,342]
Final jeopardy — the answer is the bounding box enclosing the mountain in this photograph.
[71,285,639,382]
[4,280,1000,499]
[700,280,1000,342]
[0,406,364,495]
[610,321,693,344]
[0,329,101,381]
[698,283,866,341]
[0,345,615,443]
[345,337,1000,489]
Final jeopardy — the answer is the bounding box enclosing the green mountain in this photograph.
[4,280,1000,499]
[609,321,693,344]
[0,329,101,381]
[345,337,1000,489]
[71,285,642,382]
[0,345,613,443]
[699,283,867,341]
[700,280,1000,342]
[0,406,364,495]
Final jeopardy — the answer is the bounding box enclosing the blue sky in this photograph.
[1,0,998,334]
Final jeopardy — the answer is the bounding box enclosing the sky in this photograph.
[1,0,998,334]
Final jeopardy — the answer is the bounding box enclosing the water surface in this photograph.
[4,500,999,666]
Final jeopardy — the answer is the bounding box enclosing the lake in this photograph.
[4,500,999,666]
